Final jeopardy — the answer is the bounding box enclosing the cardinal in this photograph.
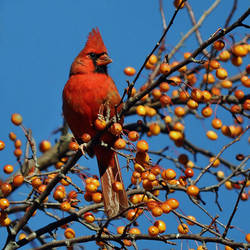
[62,28,128,217]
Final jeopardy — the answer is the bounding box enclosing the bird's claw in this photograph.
[79,143,88,159]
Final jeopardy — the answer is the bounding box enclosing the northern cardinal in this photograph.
[63,28,128,217]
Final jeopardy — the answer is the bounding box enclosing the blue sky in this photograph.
[0,1,249,249]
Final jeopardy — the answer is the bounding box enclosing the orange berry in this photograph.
[211,87,221,96]
[9,132,17,141]
[191,88,203,102]
[216,68,228,80]
[162,169,176,180]
[0,216,11,226]
[124,66,136,76]
[92,192,103,203]
[0,198,9,210]
[231,104,241,114]
[245,233,250,243]
[117,226,125,234]
[173,0,185,8]
[61,176,71,186]
[136,105,146,116]
[173,122,184,132]
[232,44,248,57]
[83,212,95,223]
[160,63,171,74]
[186,215,196,225]
[187,99,199,109]
[177,223,189,234]
[81,133,91,143]
[14,139,22,148]
[178,91,189,101]
[94,118,106,130]
[152,88,162,99]
[148,54,158,64]
[86,183,98,193]
[13,174,24,187]
[221,80,232,88]
[231,56,242,66]
[187,73,197,85]
[1,183,12,196]
[185,168,194,178]
[149,123,161,136]
[18,233,26,240]
[164,115,172,124]
[169,131,183,141]
[225,181,233,190]
[11,113,23,126]
[31,177,42,189]
[64,228,75,239]
[148,225,159,236]
[183,52,191,59]
[206,130,218,140]
[60,201,71,211]
[160,95,172,106]
[169,76,182,86]
[39,140,51,153]
[219,50,230,61]
[174,106,185,117]
[53,189,66,201]
[243,99,250,110]
[151,206,163,217]
[241,75,250,87]
[202,90,212,102]
[110,123,122,136]
[203,73,215,84]
[234,89,245,100]
[112,181,123,192]
[68,141,79,151]
[145,106,157,117]
[3,164,14,174]
[166,198,179,209]
[136,140,149,152]
[213,40,225,51]
[211,118,222,129]
[209,59,220,69]
[159,82,170,92]
[187,185,200,196]
[128,131,139,141]
[14,148,22,157]
[154,220,166,233]
[209,157,220,167]
[0,140,5,151]
[129,227,141,235]
[114,138,126,149]
[201,106,213,117]
[160,201,172,214]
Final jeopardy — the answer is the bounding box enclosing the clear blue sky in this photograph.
[0,1,249,249]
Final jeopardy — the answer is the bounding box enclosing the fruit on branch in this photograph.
[213,40,225,51]
[206,130,218,140]
[39,140,52,153]
[177,223,189,234]
[187,185,200,196]
[124,66,136,76]
[3,164,14,174]
[11,113,23,126]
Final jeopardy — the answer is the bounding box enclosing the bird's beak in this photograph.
[96,53,112,66]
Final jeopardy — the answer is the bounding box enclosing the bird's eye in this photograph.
[89,52,96,58]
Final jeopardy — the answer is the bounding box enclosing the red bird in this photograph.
[63,28,128,217]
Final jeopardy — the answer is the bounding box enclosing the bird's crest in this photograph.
[80,28,107,55]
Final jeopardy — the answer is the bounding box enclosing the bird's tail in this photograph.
[95,148,128,218]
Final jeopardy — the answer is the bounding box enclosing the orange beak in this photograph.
[96,53,112,66]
